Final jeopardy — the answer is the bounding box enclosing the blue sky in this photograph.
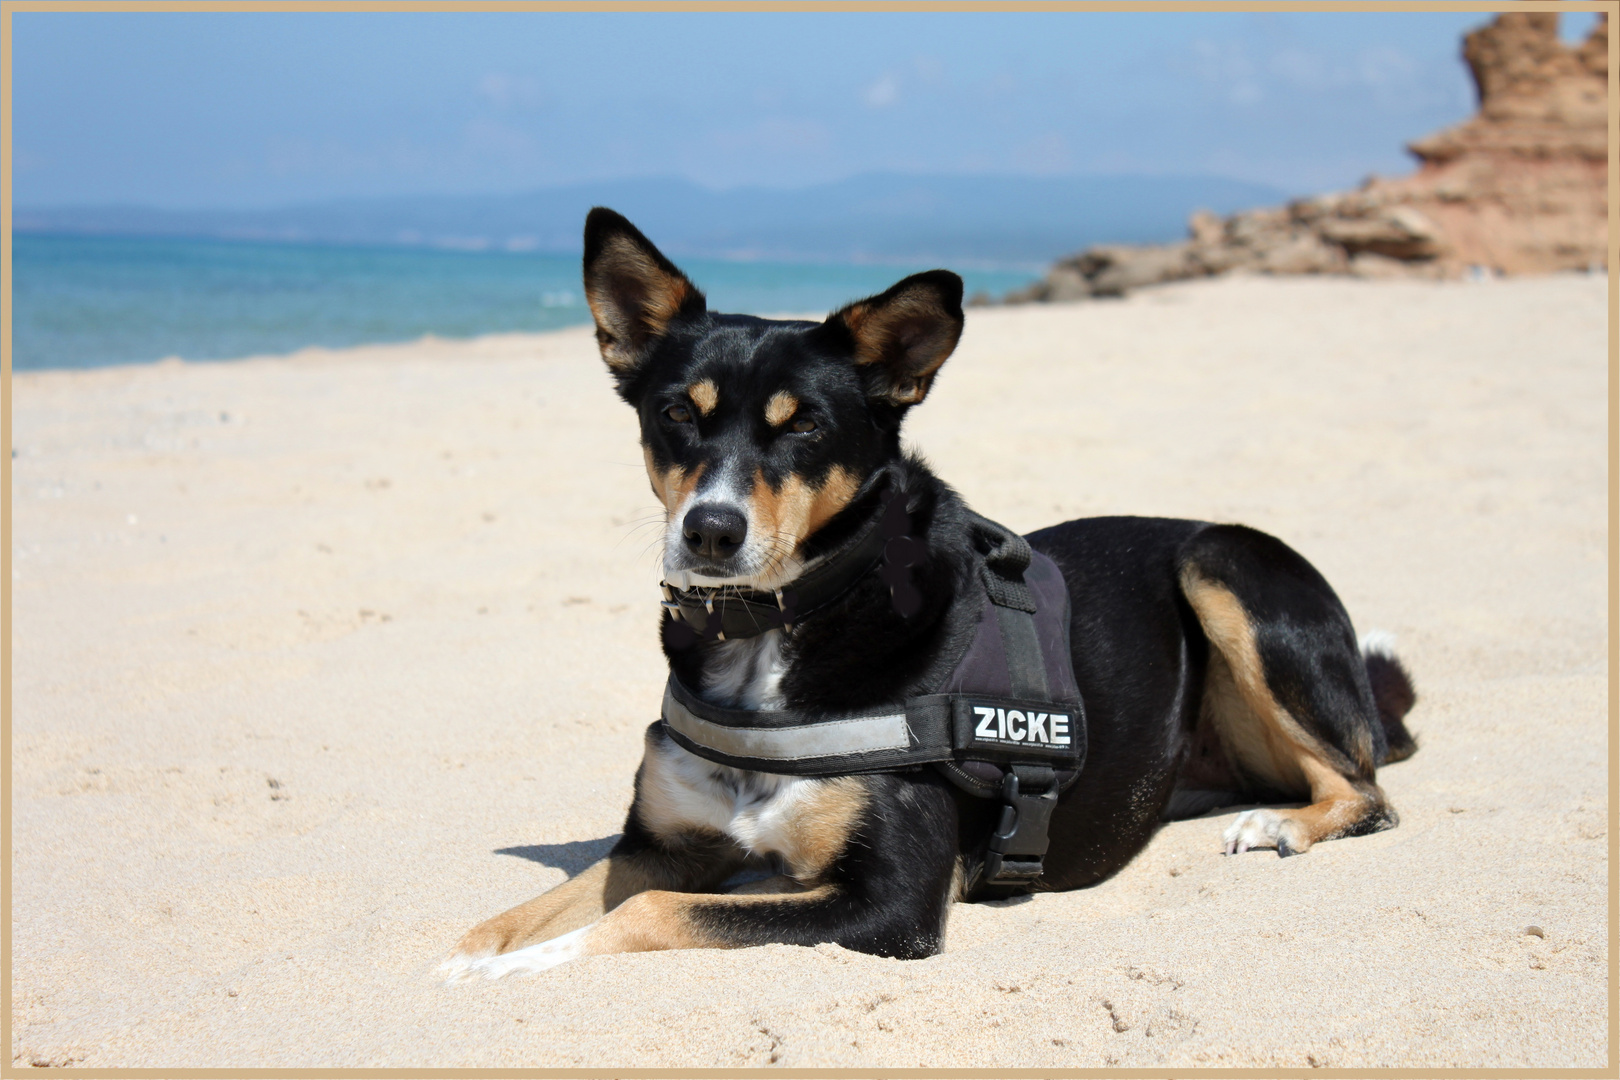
[12,10,1600,209]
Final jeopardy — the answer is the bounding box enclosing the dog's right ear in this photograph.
[583,208,705,382]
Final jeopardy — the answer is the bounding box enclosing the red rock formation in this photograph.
[1005,11,1608,303]
[1384,11,1608,274]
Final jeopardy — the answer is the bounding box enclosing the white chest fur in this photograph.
[641,630,849,877]
[701,630,788,709]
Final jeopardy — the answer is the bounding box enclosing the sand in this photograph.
[9,273,1610,1069]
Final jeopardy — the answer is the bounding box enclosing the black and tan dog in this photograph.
[441,208,1417,980]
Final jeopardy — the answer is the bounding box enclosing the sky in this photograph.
[11,9,1603,210]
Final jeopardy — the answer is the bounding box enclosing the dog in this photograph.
[441,208,1418,980]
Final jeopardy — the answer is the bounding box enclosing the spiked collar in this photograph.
[660,483,923,642]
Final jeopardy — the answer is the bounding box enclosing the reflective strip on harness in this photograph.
[660,677,1083,777]
[662,682,909,763]
[660,676,957,774]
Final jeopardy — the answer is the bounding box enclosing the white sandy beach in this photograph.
[9,273,1609,1068]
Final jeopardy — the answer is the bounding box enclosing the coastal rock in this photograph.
[1377,10,1609,275]
[1073,244,1205,297]
[1011,10,1607,302]
[1313,205,1443,262]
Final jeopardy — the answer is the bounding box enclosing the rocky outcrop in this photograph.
[1002,11,1608,303]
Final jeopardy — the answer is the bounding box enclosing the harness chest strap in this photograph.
[661,676,1082,776]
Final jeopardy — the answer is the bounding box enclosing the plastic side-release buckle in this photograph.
[982,765,1059,886]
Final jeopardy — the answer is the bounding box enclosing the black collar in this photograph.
[661,483,917,642]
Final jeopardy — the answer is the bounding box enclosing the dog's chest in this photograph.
[644,631,828,869]
[701,630,788,709]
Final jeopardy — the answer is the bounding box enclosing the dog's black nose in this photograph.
[682,504,748,560]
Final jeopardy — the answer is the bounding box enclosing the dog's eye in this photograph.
[664,404,693,424]
[790,418,818,434]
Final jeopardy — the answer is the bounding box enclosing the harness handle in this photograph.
[968,513,1036,614]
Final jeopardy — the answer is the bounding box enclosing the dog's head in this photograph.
[583,207,964,589]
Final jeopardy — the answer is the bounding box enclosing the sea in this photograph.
[9,233,1040,372]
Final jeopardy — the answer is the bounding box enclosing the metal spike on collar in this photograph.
[703,591,725,641]
[659,583,685,622]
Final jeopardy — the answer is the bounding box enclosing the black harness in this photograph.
[658,493,1087,898]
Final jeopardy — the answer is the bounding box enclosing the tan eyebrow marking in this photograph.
[764,391,799,427]
[688,379,719,416]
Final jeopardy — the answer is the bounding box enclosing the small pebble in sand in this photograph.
[1525,925,1545,938]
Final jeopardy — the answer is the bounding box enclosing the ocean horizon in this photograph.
[11,232,1040,372]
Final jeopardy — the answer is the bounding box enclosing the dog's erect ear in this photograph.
[583,207,705,378]
[821,270,964,406]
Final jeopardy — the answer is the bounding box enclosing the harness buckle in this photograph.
[982,766,1058,886]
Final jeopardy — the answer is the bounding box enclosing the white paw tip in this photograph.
[437,952,486,985]
[441,925,593,983]
[1221,808,1282,854]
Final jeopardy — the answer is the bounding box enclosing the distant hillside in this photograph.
[15,173,1288,267]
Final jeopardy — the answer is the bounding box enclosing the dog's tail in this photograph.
[1360,630,1418,765]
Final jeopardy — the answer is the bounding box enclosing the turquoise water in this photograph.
[10,233,1038,371]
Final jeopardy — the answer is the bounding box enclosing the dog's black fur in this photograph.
[444,209,1418,976]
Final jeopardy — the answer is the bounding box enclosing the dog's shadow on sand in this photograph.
[494,838,779,891]
[496,836,619,876]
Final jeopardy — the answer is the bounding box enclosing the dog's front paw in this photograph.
[1222,809,1284,855]
[440,924,593,983]
[438,949,490,985]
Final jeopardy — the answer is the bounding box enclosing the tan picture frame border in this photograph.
[1,1,1613,1075]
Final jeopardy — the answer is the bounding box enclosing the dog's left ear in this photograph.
[583,207,706,382]
[820,270,964,406]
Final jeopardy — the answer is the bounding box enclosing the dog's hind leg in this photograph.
[1177,524,1408,857]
